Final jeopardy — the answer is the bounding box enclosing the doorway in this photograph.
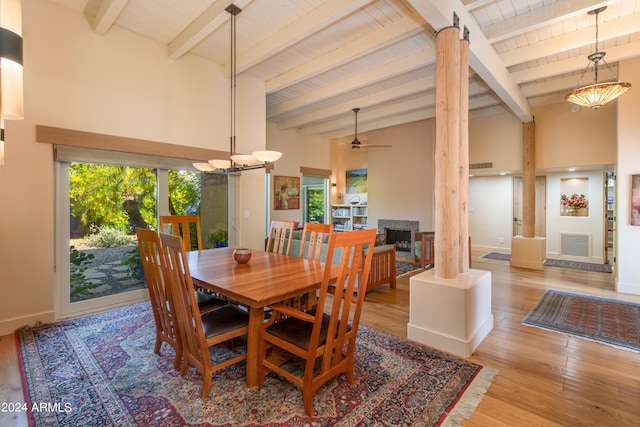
[512,176,547,237]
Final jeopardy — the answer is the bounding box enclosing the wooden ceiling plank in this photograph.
[484,0,613,43]
[267,49,433,120]
[500,14,640,67]
[265,17,428,93]
[233,0,373,74]
[512,40,640,84]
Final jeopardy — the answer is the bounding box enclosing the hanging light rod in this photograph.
[565,6,631,110]
[194,3,282,173]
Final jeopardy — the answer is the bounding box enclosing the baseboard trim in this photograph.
[0,310,56,336]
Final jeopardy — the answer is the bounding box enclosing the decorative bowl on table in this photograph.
[233,248,252,264]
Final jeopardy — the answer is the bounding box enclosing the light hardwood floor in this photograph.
[2,252,639,426]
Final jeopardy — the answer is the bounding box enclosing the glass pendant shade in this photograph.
[252,150,282,163]
[209,159,231,169]
[0,0,23,120]
[193,162,215,172]
[565,7,631,110]
[230,154,259,166]
[565,81,632,110]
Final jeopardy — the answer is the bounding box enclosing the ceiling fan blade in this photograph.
[352,144,392,149]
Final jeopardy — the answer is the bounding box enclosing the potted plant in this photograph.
[209,229,229,248]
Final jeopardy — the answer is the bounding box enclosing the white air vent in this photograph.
[559,232,591,258]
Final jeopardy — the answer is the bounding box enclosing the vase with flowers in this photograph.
[561,193,588,216]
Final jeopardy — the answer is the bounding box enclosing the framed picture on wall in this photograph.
[345,169,367,194]
[632,175,640,226]
[274,176,300,210]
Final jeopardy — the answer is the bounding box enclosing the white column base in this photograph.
[407,269,493,358]
[511,236,546,270]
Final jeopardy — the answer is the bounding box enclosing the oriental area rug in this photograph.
[17,302,496,427]
[522,289,640,353]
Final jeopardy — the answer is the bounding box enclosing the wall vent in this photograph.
[559,232,591,258]
[470,162,493,170]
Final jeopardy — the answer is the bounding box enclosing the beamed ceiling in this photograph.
[52,0,640,139]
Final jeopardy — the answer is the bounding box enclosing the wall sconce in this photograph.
[0,0,24,165]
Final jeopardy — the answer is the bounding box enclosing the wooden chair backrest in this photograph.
[135,228,180,357]
[313,228,376,374]
[265,220,295,255]
[159,232,208,369]
[298,222,334,260]
[159,214,202,251]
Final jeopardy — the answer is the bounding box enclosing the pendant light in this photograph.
[565,7,631,110]
[0,0,24,165]
[194,4,281,173]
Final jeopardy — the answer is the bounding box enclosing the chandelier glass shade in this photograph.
[565,7,631,110]
[193,4,281,173]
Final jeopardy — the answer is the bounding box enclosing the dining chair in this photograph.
[159,214,203,251]
[159,232,249,398]
[298,222,334,260]
[265,220,295,255]
[258,228,377,416]
[136,228,183,370]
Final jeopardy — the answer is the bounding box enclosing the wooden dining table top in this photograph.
[185,247,334,309]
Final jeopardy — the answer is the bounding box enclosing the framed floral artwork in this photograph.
[274,176,300,210]
[560,177,589,217]
[632,174,640,226]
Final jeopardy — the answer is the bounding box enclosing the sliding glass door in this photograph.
[302,176,329,224]
[57,161,220,317]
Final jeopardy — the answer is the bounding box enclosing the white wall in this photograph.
[616,57,640,295]
[469,176,514,253]
[367,120,436,232]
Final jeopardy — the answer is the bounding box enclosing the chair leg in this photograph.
[173,344,182,370]
[201,374,212,399]
[303,388,314,417]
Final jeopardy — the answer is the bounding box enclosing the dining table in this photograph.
[185,247,338,387]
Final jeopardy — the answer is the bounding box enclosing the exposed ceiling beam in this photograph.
[499,13,640,67]
[231,0,373,74]
[265,16,428,93]
[276,75,436,130]
[267,49,433,120]
[483,0,612,43]
[167,1,234,60]
[511,40,640,84]
[88,0,128,35]
[408,0,532,122]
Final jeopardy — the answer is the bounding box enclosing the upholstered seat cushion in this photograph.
[201,305,250,338]
[265,311,350,351]
[195,291,227,312]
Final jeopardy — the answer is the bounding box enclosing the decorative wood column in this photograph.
[522,121,536,238]
[435,25,470,279]
[409,22,493,358]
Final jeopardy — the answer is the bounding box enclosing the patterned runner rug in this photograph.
[522,289,640,353]
[18,302,496,427]
[481,252,612,273]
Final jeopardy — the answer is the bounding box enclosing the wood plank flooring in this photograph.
[2,252,639,426]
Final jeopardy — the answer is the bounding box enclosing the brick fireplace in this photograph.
[378,219,419,258]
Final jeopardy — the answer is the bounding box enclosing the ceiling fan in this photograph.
[343,108,391,149]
